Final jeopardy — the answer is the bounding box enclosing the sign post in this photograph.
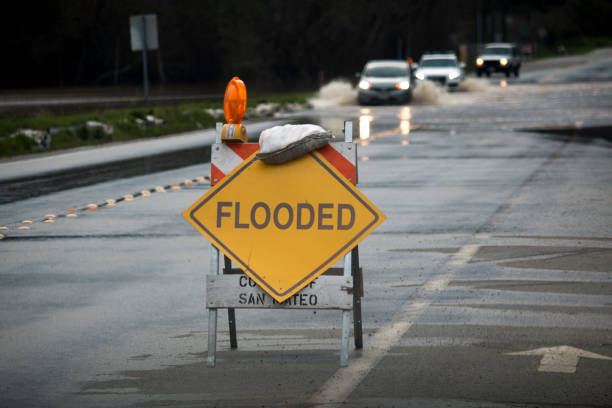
[183,79,385,367]
[183,122,385,367]
[129,14,159,102]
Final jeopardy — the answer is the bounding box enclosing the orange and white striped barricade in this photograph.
[206,121,363,367]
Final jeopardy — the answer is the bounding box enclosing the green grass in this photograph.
[0,93,313,158]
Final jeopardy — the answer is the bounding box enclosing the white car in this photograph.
[357,60,412,105]
[414,54,465,89]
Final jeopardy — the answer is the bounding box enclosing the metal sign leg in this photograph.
[207,245,220,367]
[352,246,363,349]
[224,255,238,349]
[340,251,352,367]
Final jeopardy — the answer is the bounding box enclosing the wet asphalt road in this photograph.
[1,50,612,407]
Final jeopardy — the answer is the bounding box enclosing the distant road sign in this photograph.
[183,150,385,303]
[130,14,158,51]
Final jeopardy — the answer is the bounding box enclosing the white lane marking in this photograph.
[310,237,487,406]
[506,345,612,373]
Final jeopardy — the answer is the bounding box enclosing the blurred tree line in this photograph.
[2,0,610,91]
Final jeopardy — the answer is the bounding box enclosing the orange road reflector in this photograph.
[223,76,247,125]
[106,199,116,206]
[22,220,33,224]
[155,186,166,193]
[88,203,98,209]
[0,233,4,240]
[184,179,195,186]
[141,190,151,197]
[87,208,97,212]
[196,176,206,183]
[45,214,56,219]
[44,219,55,223]
[124,194,134,201]
[0,226,8,230]
[67,208,78,213]
[67,213,77,218]
[170,183,180,190]
[18,226,30,230]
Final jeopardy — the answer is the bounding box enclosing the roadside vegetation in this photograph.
[529,35,612,60]
[0,93,311,158]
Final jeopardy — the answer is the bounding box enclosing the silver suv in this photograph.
[476,43,521,78]
[414,53,465,89]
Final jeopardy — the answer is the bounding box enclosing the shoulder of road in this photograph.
[0,120,286,182]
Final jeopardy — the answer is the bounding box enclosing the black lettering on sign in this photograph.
[309,294,317,305]
[239,276,247,287]
[234,202,249,228]
[297,203,314,229]
[246,293,266,305]
[217,201,232,228]
[318,203,333,230]
[216,202,358,231]
[273,203,293,230]
[337,204,355,230]
[238,293,247,304]
[251,202,270,229]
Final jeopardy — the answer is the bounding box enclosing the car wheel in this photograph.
[485,70,491,77]
[404,92,412,104]
[514,68,520,78]
[505,69,510,78]
[477,70,482,77]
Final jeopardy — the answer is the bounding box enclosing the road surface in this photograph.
[1,50,611,407]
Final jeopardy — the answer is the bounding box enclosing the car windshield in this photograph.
[482,47,511,56]
[420,59,457,68]
[364,66,408,77]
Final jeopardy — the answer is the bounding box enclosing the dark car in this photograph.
[357,60,412,105]
[476,43,521,78]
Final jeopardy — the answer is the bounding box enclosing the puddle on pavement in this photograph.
[447,280,612,295]
[389,245,612,273]
[297,106,422,148]
[519,125,612,146]
[494,234,612,242]
[0,145,212,204]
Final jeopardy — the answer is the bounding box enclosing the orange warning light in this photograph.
[223,77,247,124]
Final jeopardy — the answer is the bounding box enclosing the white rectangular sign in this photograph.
[206,275,353,310]
[130,14,159,51]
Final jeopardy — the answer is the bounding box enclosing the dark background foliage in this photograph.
[2,0,610,91]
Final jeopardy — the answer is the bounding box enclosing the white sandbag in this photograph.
[257,124,332,164]
[259,124,326,153]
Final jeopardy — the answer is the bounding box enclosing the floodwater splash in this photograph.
[412,80,444,105]
[413,78,492,105]
[309,80,357,108]
[458,78,491,92]
[309,77,491,108]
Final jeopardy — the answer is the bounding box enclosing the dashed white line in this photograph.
[310,235,488,407]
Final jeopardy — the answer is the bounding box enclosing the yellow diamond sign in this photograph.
[183,150,385,302]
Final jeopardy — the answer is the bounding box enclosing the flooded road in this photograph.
[1,52,612,407]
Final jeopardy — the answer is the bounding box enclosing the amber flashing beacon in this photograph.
[221,76,248,143]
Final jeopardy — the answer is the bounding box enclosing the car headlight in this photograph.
[448,72,460,80]
[415,72,425,80]
[500,58,508,66]
[358,80,371,90]
[476,58,484,66]
[396,80,410,90]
